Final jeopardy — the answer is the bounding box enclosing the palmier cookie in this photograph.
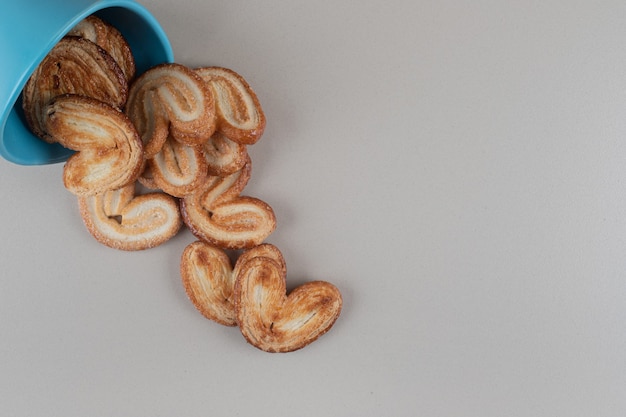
[180,241,285,326]
[144,134,208,198]
[67,15,136,82]
[43,95,143,196]
[78,182,182,251]
[203,131,249,177]
[195,67,265,145]
[22,36,128,142]
[180,157,276,249]
[125,63,216,158]
[234,244,342,353]
[136,162,159,191]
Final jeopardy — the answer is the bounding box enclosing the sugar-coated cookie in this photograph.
[146,134,208,197]
[180,157,276,249]
[195,67,265,145]
[234,244,342,353]
[126,63,215,158]
[67,15,136,82]
[180,241,287,326]
[23,36,128,141]
[43,95,143,196]
[78,182,182,251]
[203,131,249,177]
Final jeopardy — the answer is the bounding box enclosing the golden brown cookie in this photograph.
[195,67,265,145]
[180,241,286,326]
[125,63,216,158]
[78,182,182,251]
[233,243,286,279]
[136,162,159,190]
[234,244,342,353]
[67,15,136,82]
[23,36,128,142]
[180,241,238,326]
[203,131,249,177]
[180,157,276,249]
[43,94,143,196]
[146,134,208,197]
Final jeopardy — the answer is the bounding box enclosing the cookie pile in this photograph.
[22,15,342,352]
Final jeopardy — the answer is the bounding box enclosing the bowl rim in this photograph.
[0,0,174,165]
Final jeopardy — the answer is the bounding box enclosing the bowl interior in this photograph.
[0,5,173,166]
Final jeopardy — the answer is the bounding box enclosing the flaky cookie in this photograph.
[145,134,208,197]
[195,67,265,145]
[203,131,249,177]
[180,241,238,326]
[180,241,286,326]
[234,244,342,353]
[125,63,216,158]
[67,15,136,82]
[43,95,143,196]
[22,36,128,142]
[78,182,182,251]
[136,162,159,191]
[180,157,276,249]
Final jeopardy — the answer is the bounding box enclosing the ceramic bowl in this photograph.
[0,0,173,165]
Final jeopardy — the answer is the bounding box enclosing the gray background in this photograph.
[2,0,626,415]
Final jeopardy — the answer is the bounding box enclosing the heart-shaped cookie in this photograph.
[195,67,265,145]
[23,36,128,142]
[234,245,342,353]
[146,134,208,198]
[78,182,182,251]
[43,95,143,196]
[180,241,286,326]
[180,157,276,249]
[67,15,136,82]
[203,131,249,177]
[125,63,215,158]
[181,241,237,325]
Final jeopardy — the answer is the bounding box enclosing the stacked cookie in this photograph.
[22,15,342,353]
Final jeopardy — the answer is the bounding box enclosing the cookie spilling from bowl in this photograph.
[22,15,342,353]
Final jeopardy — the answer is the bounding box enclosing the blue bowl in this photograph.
[0,0,174,165]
